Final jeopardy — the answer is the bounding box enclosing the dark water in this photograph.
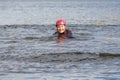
[0,0,120,80]
[0,24,120,80]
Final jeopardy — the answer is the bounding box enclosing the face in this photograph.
[57,25,66,33]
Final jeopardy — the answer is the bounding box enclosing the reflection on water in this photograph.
[57,37,66,43]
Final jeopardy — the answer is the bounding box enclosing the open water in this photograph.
[0,0,120,80]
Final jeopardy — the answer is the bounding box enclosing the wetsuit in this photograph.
[53,29,73,39]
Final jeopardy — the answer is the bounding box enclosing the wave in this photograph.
[0,24,120,27]
[0,52,120,63]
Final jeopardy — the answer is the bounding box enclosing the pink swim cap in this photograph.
[56,19,66,27]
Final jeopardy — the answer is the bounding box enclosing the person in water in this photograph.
[54,19,73,42]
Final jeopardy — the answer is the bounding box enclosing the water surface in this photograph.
[0,0,120,80]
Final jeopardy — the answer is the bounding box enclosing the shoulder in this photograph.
[53,31,58,37]
[66,29,72,33]
[66,29,74,38]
